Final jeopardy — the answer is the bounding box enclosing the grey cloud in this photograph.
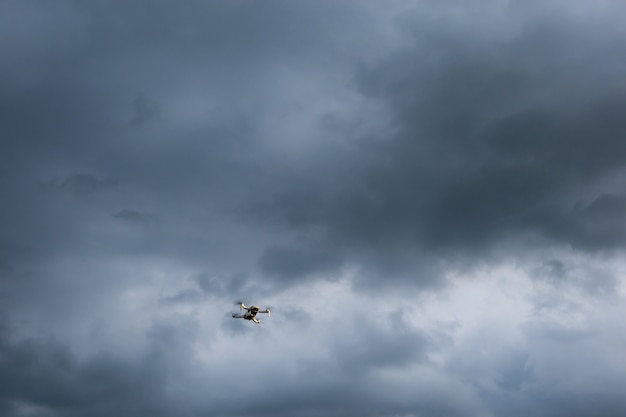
[2,1,626,417]
[258,241,344,283]
[195,273,225,294]
[159,288,204,305]
[128,95,159,126]
[113,209,159,224]
[0,259,13,273]
[196,272,254,299]
[0,331,165,417]
[332,316,433,375]
[32,173,119,196]
[52,174,118,196]
[530,257,621,313]
[278,306,310,324]
[257,13,626,291]
[0,313,206,417]
[534,193,626,250]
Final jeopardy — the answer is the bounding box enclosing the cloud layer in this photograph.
[1,1,626,416]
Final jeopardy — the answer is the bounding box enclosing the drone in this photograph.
[231,302,271,324]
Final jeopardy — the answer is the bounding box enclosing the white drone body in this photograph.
[231,302,271,324]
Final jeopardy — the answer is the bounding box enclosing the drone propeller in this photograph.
[233,301,272,316]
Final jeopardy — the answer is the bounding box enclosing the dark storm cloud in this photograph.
[533,193,626,250]
[258,241,344,282]
[0,311,213,417]
[0,0,382,289]
[56,174,119,196]
[258,9,626,286]
[2,1,626,417]
[0,259,13,273]
[128,95,159,127]
[0,320,165,417]
[113,209,158,224]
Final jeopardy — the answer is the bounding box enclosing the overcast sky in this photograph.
[2,1,626,416]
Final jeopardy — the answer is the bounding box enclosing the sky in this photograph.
[1,1,626,416]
